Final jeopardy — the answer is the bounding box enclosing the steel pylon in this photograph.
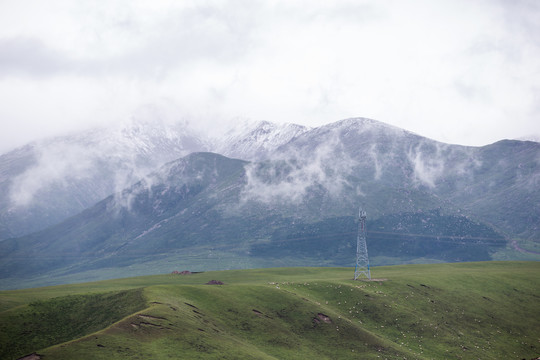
[354,208,371,280]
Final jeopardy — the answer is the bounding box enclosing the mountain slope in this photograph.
[0,153,248,280]
[268,118,540,239]
[0,117,210,240]
[0,118,538,288]
[0,150,510,288]
[437,140,540,239]
[0,119,309,240]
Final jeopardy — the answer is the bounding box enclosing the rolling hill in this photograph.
[1,262,538,359]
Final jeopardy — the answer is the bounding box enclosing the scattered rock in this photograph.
[206,280,224,285]
[172,270,192,275]
[316,313,332,323]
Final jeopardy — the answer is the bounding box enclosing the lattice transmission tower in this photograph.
[354,207,371,280]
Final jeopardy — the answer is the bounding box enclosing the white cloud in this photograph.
[10,142,96,206]
[0,0,539,153]
[240,128,355,204]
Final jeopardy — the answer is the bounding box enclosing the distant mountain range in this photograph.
[0,117,306,239]
[0,117,538,288]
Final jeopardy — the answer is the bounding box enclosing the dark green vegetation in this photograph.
[1,262,538,359]
[252,209,506,264]
[0,289,146,359]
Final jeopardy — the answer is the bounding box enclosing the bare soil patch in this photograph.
[171,270,192,275]
[206,280,224,285]
[316,313,332,323]
[138,314,167,321]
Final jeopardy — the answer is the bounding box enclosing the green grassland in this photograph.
[1,262,538,359]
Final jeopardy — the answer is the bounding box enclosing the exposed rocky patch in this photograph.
[206,280,224,285]
[313,313,332,324]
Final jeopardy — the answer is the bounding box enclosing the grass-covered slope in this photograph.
[0,289,146,359]
[1,262,538,359]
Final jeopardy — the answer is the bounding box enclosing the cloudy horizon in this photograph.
[1,0,539,154]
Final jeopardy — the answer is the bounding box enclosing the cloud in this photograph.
[240,129,356,204]
[7,112,195,209]
[0,0,539,154]
[408,146,445,189]
[0,37,72,77]
[407,141,483,188]
[10,142,96,207]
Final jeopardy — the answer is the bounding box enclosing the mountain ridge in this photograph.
[0,117,538,288]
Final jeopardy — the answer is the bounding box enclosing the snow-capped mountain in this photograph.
[2,116,539,243]
[213,120,310,160]
[1,116,539,288]
[0,117,209,239]
[0,117,309,239]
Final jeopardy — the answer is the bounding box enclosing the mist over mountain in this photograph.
[0,117,538,288]
[0,117,307,239]
[0,117,207,239]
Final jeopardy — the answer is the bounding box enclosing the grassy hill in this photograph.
[1,262,538,359]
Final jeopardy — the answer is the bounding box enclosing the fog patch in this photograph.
[7,115,197,211]
[9,142,96,207]
[368,143,383,180]
[241,131,356,204]
[516,151,540,191]
[407,142,486,188]
[408,143,446,188]
[109,156,211,214]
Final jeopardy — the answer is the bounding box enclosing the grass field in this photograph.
[0,262,538,359]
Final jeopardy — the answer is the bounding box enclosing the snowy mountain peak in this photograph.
[212,120,310,160]
[320,117,412,136]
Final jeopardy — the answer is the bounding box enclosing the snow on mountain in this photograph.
[2,115,538,245]
[212,120,310,160]
[0,117,209,239]
[0,115,310,239]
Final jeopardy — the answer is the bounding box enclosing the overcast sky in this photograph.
[0,0,539,153]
